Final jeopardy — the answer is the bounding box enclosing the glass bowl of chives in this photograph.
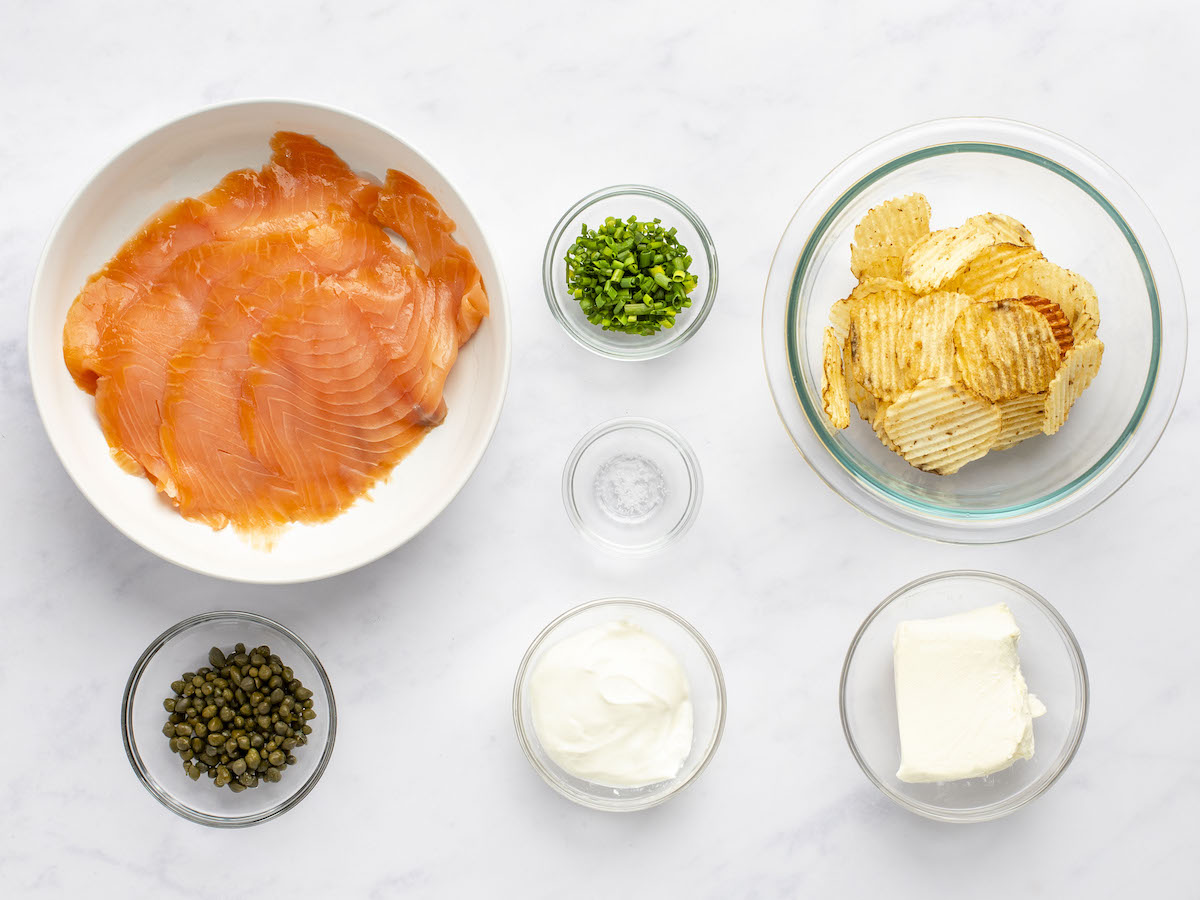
[543,185,718,360]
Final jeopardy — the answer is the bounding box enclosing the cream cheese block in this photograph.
[893,602,1046,783]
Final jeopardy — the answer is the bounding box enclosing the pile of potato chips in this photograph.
[820,194,1104,475]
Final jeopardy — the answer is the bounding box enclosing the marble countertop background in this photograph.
[2,1,1196,897]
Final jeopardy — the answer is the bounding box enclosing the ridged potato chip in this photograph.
[843,333,878,422]
[1017,295,1073,357]
[850,194,931,282]
[828,297,852,346]
[872,401,899,452]
[902,291,972,383]
[902,214,1035,294]
[965,212,1035,247]
[992,392,1048,451]
[946,244,1042,297]
[849,276,913,304]
[848,289,915,402]
[820,327,851,429]
[993,258,1100,342]
[953,299,1061,401]
[1044,339,1104,434]
[882,378,1001,474]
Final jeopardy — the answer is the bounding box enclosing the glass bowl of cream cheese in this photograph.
[513,598,726,811]
[840,570,1088,822]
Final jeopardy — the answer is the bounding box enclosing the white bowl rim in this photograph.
[27,97,512,583]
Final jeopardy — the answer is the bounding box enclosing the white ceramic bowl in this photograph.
[28,99,511,583]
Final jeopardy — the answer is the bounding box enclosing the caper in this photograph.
[163,642,315,793]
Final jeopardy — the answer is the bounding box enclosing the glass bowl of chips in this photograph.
[762,117,1187,542]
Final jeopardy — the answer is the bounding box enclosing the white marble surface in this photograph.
[2,2,1197,897]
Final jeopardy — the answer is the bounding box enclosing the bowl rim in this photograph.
[561,416,704,555]
[121,610,337,827]
[762,116,1188,543]
[542,183,719,360]
[27,97,512,583]
[838,569,1089,823]
[512,597,726,811]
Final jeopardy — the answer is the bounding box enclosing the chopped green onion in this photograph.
[563,215,698,336]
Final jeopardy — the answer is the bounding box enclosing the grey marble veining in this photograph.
[1,1,1197,897]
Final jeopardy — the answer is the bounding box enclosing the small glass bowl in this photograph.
[563,417,703,555]
[763,117,1187,542]
[513,598,726,811]
[543,184,718,359]
[122,611,336,827]
[840,571,1088,822]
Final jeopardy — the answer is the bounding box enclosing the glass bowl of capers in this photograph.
[121,611,336,827]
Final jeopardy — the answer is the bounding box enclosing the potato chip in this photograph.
[882,378,1001,474]
[828,297,852,346]
[953,299,1060,401]
[901,291,972,383]
[820,327,851,429]
[850,194,931,282]
[872,401,899,452]
[1017,295,1073,357]
[965,212,1035,248]
[842,334,878,422]
[946,244,1042,297]
[992,392,1048,451]
[992,257,1100,341]
[1044,339,1104,435]
[848,276,913,304]
[848,289,915,402]
[903,213,1035,294]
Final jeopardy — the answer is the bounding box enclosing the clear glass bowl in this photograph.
[762,117,1188,542]
[513,598,726,811]
[840,571,1088,822]
[121,611,336,827]
[543,185,718,359]
[562,417,703,555]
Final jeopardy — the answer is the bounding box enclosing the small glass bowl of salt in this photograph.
[562,417,702,555]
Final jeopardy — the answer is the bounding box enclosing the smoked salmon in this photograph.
[63,132,489,535]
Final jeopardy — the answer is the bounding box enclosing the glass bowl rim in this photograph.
[121,610,337,828]
[838,569,1090,823]
[561,416,704,555]
[762,116,1188,543]
[542,183,719,360]
[512,597,727,811]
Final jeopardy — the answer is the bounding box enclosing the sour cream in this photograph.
[529,620,693,787]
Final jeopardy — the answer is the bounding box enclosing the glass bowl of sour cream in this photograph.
[513,598,726,811]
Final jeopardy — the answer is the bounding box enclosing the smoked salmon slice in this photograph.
[62,132,489,536]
